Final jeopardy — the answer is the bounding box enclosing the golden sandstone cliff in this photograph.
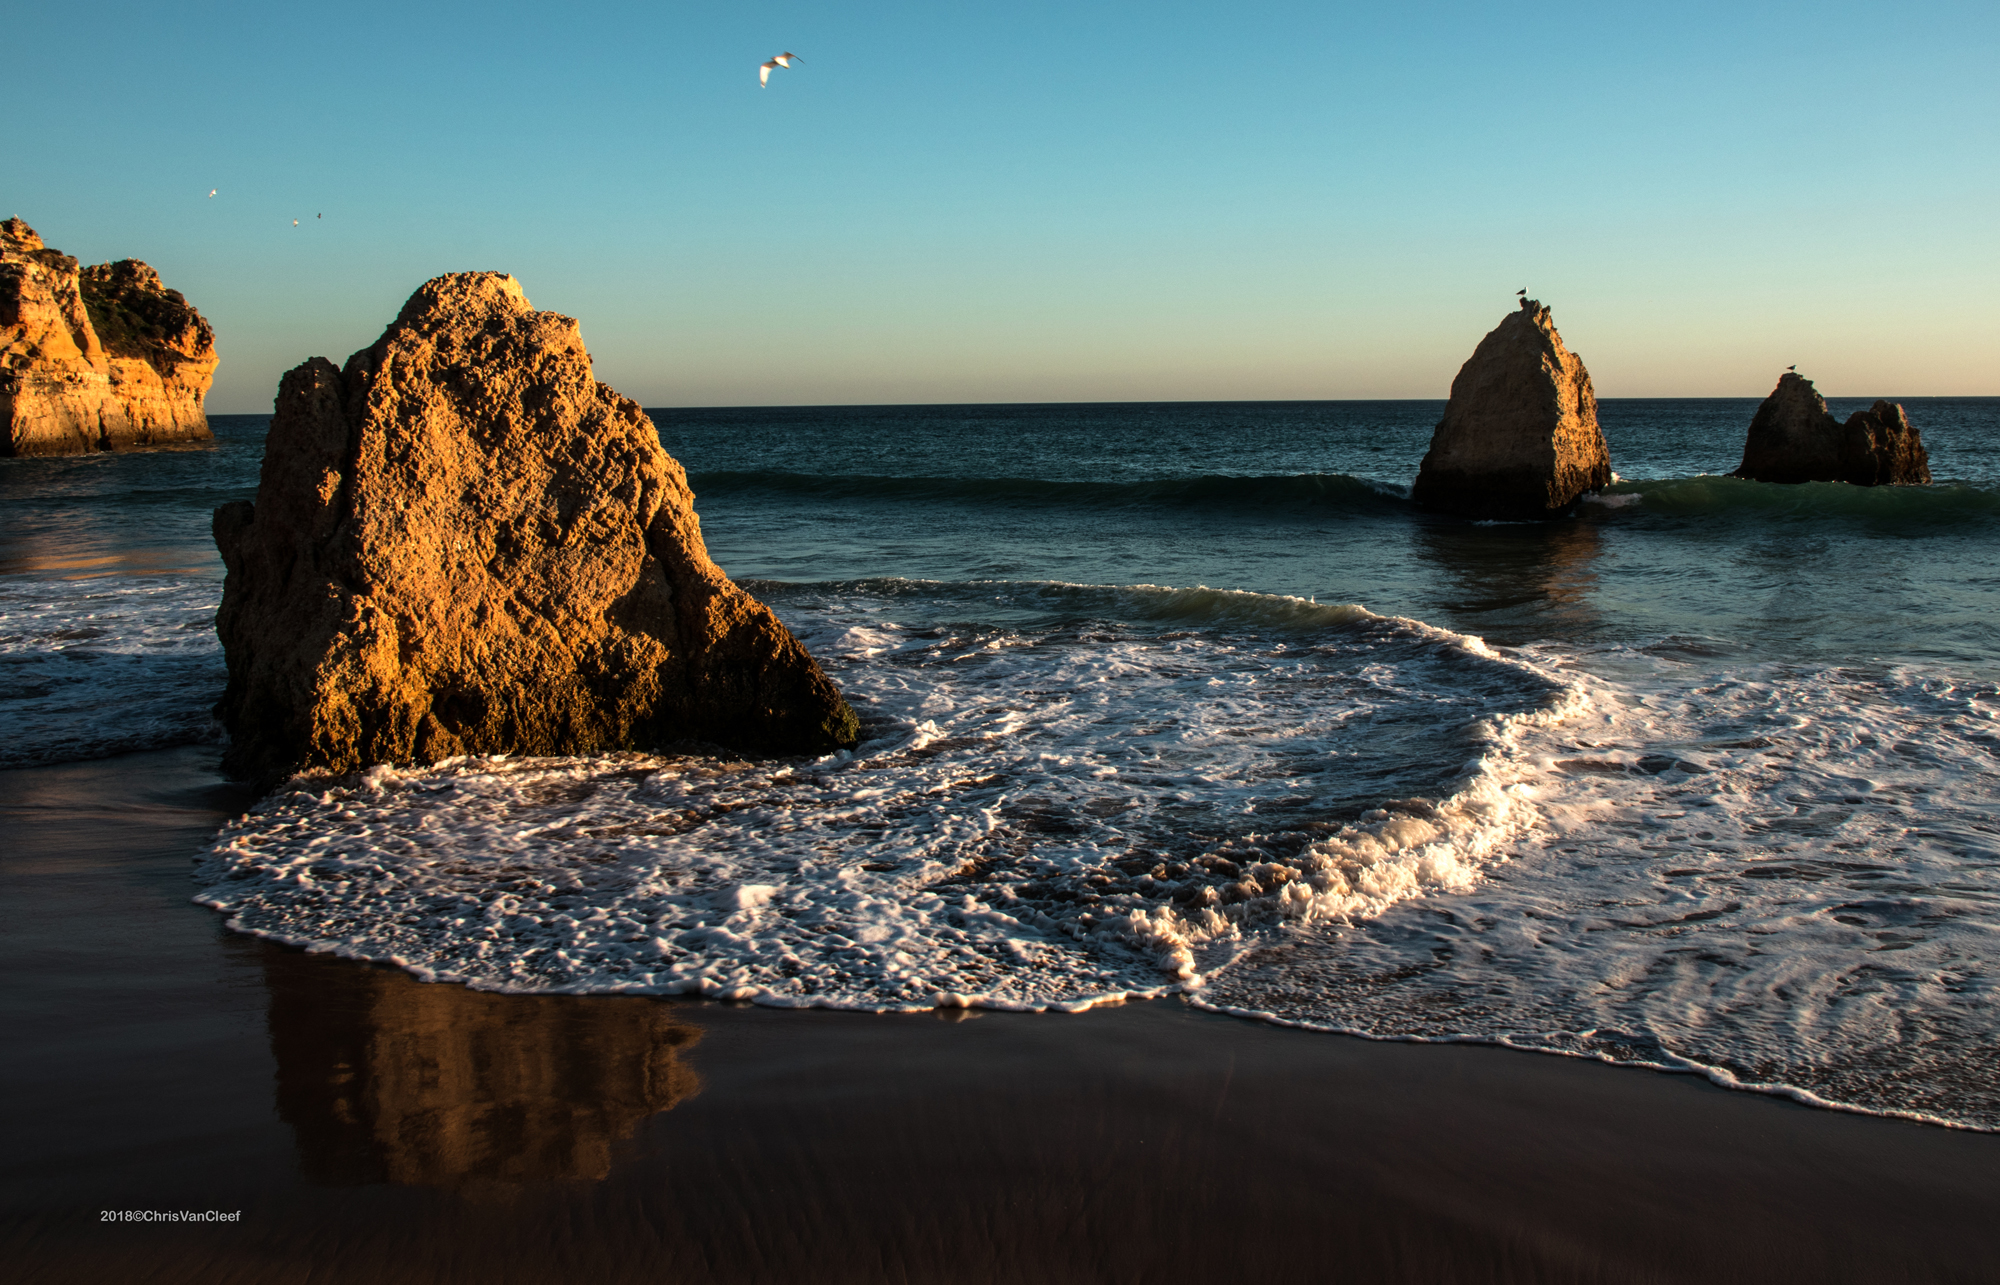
[213,271,859,784]
[1,217,216,455]
[1411,299,1612,520]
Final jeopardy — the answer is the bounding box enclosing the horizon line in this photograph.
[204,392,2000,417]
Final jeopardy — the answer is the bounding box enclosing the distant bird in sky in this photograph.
[317,213,322,219]
[208,189,216,198]
[759,51,801,87]
[292,219,299,227]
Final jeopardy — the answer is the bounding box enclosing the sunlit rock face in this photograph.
[1733,372,1930,486]
[1411,300,1612,520]
[212,271,860,783]
[0,218,216,455]
[264,947,703,1187]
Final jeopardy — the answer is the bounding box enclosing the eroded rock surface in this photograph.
[1733,372,1929,485]
[1411,299,1611,520]
[1,217,216,455]
[213,271,858,783]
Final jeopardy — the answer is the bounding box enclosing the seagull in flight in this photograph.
[292,219,299,227]
[759,52,801,87]
[208,189,217,198]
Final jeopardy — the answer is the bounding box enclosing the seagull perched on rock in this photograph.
[1787,364,1797,372]
[759,51,801,87]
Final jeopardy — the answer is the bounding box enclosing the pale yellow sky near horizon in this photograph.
[200,276,1997,414]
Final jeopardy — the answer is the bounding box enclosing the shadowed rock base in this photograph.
[213,272,858,785]
[1733,372,1929,485]
[1411,300,1611,520]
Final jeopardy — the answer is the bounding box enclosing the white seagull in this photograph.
[208,189,217,198]
[759,51,801,87]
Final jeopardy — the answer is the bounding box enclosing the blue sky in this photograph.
[9,1,1996,409]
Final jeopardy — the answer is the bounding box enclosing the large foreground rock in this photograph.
[213,272,858,783]
[1732,372,1929,485]
[1,217,216,455]
[1410,299,1611,520]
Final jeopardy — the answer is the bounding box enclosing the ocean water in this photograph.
[5,399,1999,1130]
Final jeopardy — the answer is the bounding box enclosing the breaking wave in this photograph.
[1194,647,2000,1131]
[1593,476,2000,525]
[194,582,1577,1012]
[0,574,224,767]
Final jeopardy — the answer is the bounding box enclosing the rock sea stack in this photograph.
[1,217,217,455]
[1410,299,1612,520]
[1732,372,1929,486]
[213,271,859,784]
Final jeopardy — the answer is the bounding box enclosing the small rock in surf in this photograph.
[1732,371,1930,485]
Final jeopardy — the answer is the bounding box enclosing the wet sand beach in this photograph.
[4,747,1997,1283]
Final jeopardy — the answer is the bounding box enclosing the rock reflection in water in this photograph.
[1415,518,1605,646]
[262,945,702,1187]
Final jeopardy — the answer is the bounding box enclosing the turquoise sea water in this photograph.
[5,398,1999,1128]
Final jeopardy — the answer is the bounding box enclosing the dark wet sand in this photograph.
[4,748,1997,1284]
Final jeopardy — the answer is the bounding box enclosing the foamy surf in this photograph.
[193,581,1575,1013]
[0,573,224,767]
[1194,645,2000,1130]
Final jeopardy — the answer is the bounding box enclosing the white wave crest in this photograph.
[194,586,1577,1013]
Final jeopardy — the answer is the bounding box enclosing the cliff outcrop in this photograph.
[1732,373,1929,485]
[212,271,859,784]
[1,217,216,455]
[1410,299,1611,520]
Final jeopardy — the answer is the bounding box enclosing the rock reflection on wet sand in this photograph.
[262,946,702,1187]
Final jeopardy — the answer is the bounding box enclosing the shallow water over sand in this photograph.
[7,749,1999,1283]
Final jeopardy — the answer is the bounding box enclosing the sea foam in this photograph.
[194,580,1571,1012]
[1195,645,2000,1130]
[0,574,224,767]
[186,576,2000,1128]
